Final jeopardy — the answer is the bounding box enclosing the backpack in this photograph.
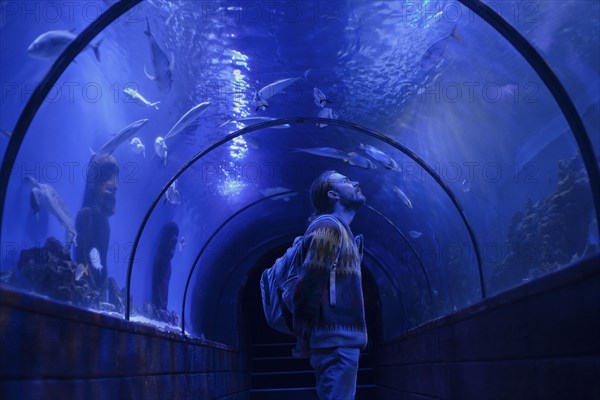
[260,215,343,335]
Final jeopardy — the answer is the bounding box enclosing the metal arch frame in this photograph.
[200,232,406,342]
[179,191,431,334]
[457,0,600,243]
[0,0,142,240]
[363,204,433,299]
[0,0,596,312]
[179,190,300,332]
[124,116,485,319]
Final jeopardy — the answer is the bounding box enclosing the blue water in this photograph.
[1,0,598,337]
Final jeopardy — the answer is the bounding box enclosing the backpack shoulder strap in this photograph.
[307,214,344,307]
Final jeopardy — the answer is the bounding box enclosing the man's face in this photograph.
[329,172,366,209]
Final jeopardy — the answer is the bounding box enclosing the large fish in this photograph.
[154,136,168,166]
[346,152,375,169]
[294,146,349,161]
[219,116,290,129]
[294,147,374,169]
[317,107,339,128]
[123,87,160,110]
[144,17,174,92]
[254,78,300,110]
[98,119,149,155]
[359,143,400,171]
[392,185,413,209]
[25,176,77,251]
[27,30,102,61]
[163,102,211,140]
[421,25,462,71]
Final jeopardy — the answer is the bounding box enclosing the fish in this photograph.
[1,129,11,138]
[294,147,374,169]
[129,137,146,157]
[144,17,174,92]
[98,119,149,155]
[461,179,472,193]
[259,186,298,202]
[164,179,181,205]
[89,247,103,271]
[154,136,168,165]
[75,263,89,281]
[123,87,160,110]
[359,143,400,171]
[500,84,518,99]
[317,107,339,128]
[30,189,40,215]
[294,146,349,161]
[254,77,300,110]
[313,87,332,107]
[420,24,462,71]
[25,176,77,250]
[220,116,290,129]
[409,230,422,239]
[163,102,211,140]
[346,152,375,169]
[392,185,413,208]
[27,30,102,62]
[178,237,185,253]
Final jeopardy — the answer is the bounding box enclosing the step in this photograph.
[251,368,374,389]
[252,342,373,360]
[249,384,376,400]
[251,369,315,389]
[252,353,374,372]
[252,356,311,373]
[251,342,297,357]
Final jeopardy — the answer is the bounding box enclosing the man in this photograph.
[293,170,368,400]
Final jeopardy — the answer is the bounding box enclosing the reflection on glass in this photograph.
[1,0,597,345]
[489,157,597,293]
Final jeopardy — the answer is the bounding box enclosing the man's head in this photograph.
[310,170,366,215]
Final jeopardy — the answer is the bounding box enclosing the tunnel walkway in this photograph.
[0,254,598,399]
[249,335,375,399]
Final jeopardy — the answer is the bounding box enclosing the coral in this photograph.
[107,277,126,314]
[17,237,100,308]
[144,302,180,326]
[492,157,595,290]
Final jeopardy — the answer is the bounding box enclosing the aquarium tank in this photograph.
[0,0,598,346]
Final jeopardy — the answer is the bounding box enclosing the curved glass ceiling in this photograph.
[1,0,598,343]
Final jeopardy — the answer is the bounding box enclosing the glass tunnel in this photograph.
[1,1,599,399]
